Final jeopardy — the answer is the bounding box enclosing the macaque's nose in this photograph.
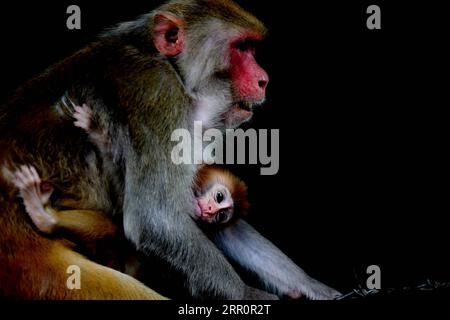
[255,69,269,100]
[258,79,268,91]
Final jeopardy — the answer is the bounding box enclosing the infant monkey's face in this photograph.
[194,182,234,225]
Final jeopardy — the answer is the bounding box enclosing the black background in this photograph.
[0,0,448,297]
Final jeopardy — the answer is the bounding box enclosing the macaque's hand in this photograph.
[288,277,341,300]
[13,165,57,234]
[73,104,93,132]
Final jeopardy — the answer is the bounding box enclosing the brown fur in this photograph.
[0,189,165,299]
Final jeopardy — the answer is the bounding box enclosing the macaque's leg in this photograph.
[63,246,166,299]
[19,240,165,300]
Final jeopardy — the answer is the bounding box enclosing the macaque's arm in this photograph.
[13,165,117,242]
[212,219,341,300]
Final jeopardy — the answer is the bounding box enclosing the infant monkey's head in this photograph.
[193,166,250,227]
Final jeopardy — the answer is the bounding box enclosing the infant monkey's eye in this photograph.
[216,191,224,204]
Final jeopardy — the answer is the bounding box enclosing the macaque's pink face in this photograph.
[152,13,268,129]
[226,35,269,127]
[194,183,234,225]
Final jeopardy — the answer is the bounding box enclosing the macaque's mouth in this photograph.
[237,101,253,112]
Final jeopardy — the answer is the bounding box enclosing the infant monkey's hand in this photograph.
[73,104,93,132]
[13,165,57,234]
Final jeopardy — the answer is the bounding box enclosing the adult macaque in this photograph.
[0,0,338,299]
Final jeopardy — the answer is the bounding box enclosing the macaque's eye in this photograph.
[234,39,257,54]
[216,191,224,204]
[217,210,228,224]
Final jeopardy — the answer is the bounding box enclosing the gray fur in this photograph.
[214,220,342,300]
[94,2,267,299]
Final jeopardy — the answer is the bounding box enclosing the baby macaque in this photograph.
[193,165,249,228]
[11,105,249,243]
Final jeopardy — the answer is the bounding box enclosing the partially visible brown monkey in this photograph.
[1,0,339,299]
[11,165,118,241]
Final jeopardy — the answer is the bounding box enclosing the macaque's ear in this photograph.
[153,13,185,57]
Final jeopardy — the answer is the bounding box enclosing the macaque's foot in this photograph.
[13,165,57,234]
[73,104,93,132]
